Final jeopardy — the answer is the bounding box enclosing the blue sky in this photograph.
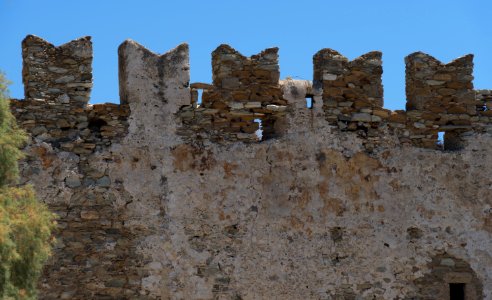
[1,0,491,110]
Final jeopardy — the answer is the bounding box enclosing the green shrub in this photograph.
[0,72,55,300]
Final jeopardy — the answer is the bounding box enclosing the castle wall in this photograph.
[22,35,93,107]
[9,35,492,299]
[313,49,384,122]
[178,45,285,142]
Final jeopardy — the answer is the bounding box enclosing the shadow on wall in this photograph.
[413,253,483,299]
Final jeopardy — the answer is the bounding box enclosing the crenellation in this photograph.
[210,44,280,91]
[313,49,384,125]
[15,36,492,151]
[402,53,480,149]
[6,35,492,299]
[22,34,93,108]
[118,39,190,108]
[405,52,475,113]
[117,39,190,150]
[310,49,393,151]
[10,98,129,153]
[177,45,287,143]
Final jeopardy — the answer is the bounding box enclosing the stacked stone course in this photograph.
[309,49,492,150]
[178,45,287,142]
[413,253,483,299]
[14,36,137,299]
[313,49,384,124]
[477,89,492,113]
[11,99,129,154]
[17,35,492,159]
[7,35,492,299]
[22,35,93,108]
[402,53,475,149]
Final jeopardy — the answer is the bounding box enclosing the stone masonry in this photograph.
[22,35,93,108]
[178,45,286,143]
[8,35,492,299]
[313,49,384,121]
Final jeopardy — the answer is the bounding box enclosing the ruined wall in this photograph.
[9,35,492,299]
[178,45,286,142]
[313,49,384,120]
[22,35,93,107]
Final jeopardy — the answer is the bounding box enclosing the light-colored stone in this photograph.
[244,102,262,108]
[56,93,70,103]
[266,104,287,112]
[323,73,338,81]
[229,102,244,109]
[54,75,75,83]
[440,258,456,267]
[351,112,372,122]
[65,175,81,188]
[12,38,492,299]
[426,80,445,86]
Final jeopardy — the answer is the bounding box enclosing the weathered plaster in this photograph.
[10,35,492,299]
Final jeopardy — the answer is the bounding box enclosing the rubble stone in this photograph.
[8,35,492,299]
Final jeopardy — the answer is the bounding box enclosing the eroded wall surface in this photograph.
[10,35,492,299]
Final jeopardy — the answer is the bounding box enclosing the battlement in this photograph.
[313,49,384,112]
[22,35,93,108]
[11,35,492,151]
[9,35,492,299]
[179,45,286,142]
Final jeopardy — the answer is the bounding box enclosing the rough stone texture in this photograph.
[401,53,477,149]
[313,49,384,121]
[310,49,492,151]
[22,35,93,107]
[414,253,483,299]
[8,35,492,299]
[177,45,286,143]
[405,53,474,113]
[10,98,132,299]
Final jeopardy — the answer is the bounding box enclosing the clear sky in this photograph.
[1,0,491,110]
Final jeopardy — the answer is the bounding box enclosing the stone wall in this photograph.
[178,45,286,142]
[8,35,492,299]
[22,35,93,107]
[414,253,483,299]
[313,49,384,123]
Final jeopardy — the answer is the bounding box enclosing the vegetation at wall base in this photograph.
[0,72,55,300]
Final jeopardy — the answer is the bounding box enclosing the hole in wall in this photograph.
[88,118,107,133]
[436,131,464,151]
[305,96,313,109]
[413,254,482,299]
[59,124,71,131]
[197,89,203,105]
[254,118,263,140]
[444,131,464,151]
[449,283,465,300]
[437,131,445,149]
[476,99,488,112]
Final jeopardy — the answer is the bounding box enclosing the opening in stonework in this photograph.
[413,254,483,299]
[449,283,465,300]
[305,96,313,109]
[88,118,107,133]
[476,99,488,112]
[436,131,465,151]
[437,131,445,149]
[444,131,464,151]
[197,89,203,105]
[254,118,263,140]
